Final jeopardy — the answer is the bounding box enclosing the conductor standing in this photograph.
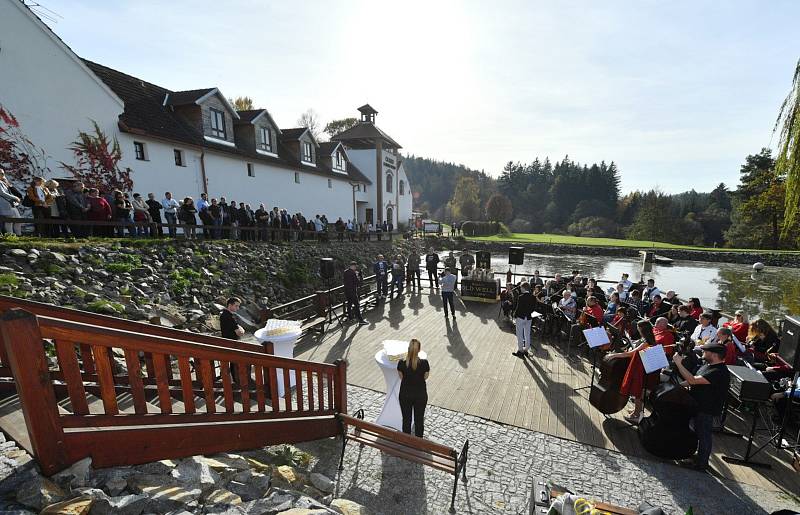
[513,283,536,357]
[344,261,368,325]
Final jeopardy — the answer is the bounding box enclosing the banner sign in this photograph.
[461,279,499,303]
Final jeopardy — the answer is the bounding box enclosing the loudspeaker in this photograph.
[476,251,491,270]
[320,258,335,280]
[779,316,800,372]
[508,247,524,265]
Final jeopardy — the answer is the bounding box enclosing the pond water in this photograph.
[437,251,800,326]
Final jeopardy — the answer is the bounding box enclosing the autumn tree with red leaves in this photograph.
[0,103,52,186]
[60,120,133,193]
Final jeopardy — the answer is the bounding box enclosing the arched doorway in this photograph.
[386,206,393,226]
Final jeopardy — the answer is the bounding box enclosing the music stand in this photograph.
[323,277,343,327]
[574,327,610,395]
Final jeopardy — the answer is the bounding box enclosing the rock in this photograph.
[44,251,67,263]
[8,249,27,258]
[205,453,251,471]
[40,496,93,514]
[51,456,92,488]
[203,488,243,506]
[225,481,262,502]
[203,506,246,515]
[294,495,331,511]
[134,459,177,475]
[16,476,67,511]
[232,470,270,491]
[329,499,370,515]
[91,493,149,515]
[309,473,334,494]
[171,456,222,491]
[244,489,295,513]
[272,465,303,489]
[278,509,331,515]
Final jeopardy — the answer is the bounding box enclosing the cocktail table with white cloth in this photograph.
[254,319,302,398]
[375,340,427,431]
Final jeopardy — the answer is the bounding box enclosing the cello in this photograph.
[589,351,631,414]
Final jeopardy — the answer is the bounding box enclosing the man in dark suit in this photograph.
[513,283,537,357]
[373,254,389,299]
[344,261,368,325]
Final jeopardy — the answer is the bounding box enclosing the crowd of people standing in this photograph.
[0,171,398,241]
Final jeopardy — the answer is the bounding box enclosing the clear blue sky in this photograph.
[35,0,800,193]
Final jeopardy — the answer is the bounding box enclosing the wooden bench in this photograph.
[337,410,468,513]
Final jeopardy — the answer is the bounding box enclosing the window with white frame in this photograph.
[334,150,345,170]
[302,142,313,163]
[247,163,255,177]
[294,172,300,183]
[386,173,393,193]
[173,149,184,166]
[399,180,405,195]
[210,108,226,139]
[134,141,146,160]
[259,127,272,152]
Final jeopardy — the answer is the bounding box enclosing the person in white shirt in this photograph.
[644,278,661,300]
[161,192,180,237]
[559,290,577,322]
[440,268,457,319]
[620,273,633,291]
[614,283,628,301]
[691,313,718,343]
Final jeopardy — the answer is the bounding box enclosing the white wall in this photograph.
[0,1,123,182]
[118,135,203,197]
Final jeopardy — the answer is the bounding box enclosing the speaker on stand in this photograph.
[508,247,524,283]
[318,258,341,326]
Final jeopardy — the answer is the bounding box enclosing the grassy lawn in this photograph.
[468,233,800,253]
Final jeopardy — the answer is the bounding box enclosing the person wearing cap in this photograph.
[343,261,368,325]
[673,341,731,471]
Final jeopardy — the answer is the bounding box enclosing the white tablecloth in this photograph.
[375,348,427,430]
[253,328,300,398]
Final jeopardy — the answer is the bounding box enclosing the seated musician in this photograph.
[568,296,603,348]
[716,327,745,365]
[664,290,680,305]
[558,290,577,322]
[673,342,730,472]
[646,294,670,319]
[653,317,676,358]
[587,278,604,298]
[690,313,717,343]
[627,289,646,317]
[530,270,544,287]
[604,292,620,323]
[605,320,659,424]
[620,273,633,291]
[553,273,564,285]
[544,279,559,297]
[674,305,698,334]
[665,303,680,325]
[770,375,800,423]
[614,282,629,302]
[643,278,661,301]
[722,310,749,342]
[500,282,515,319]
[746,318,780,365]
[572,277,587,299]
[687,297,703,320]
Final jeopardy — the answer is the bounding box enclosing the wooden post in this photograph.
[333,359,347,414]
[0,309,68,474]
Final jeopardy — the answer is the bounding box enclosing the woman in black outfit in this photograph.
[179,197,198,240]
[397,339,430,438]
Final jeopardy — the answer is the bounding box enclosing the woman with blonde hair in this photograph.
[397,338,430,437]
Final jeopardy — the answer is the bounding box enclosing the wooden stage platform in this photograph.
[293,289,800,497]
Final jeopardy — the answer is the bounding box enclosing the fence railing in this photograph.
[0,216,400,242]
[0,307,347,474]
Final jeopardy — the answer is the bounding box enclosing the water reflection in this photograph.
[442,251,798,325]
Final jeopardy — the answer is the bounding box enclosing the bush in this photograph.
[567,217,620,238]
[106,263,134,274]
[498,222,511,237]
[460,221,500,237]
[86,299,124,315]
[0,273,19,287]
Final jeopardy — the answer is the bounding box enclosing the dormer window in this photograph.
[334,150,346,171]
[302,142,313,163]
[210,108,226,139]
[258,127,272,152]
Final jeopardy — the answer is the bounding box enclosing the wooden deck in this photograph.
[294,289,800,496]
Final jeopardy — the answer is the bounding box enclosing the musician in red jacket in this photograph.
[568,296,604,353]
[653,317,676,358]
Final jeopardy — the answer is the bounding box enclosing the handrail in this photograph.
[0,308,347,473]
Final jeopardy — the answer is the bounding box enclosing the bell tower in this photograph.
[358,104,377,124]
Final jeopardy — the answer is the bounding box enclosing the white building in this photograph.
[0,1,413,227]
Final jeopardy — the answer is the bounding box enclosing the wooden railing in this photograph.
[0,308,347,474]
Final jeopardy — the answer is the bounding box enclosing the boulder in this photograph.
[242,489,295,514]
[91,493,149,515]
[225,481,262,502]
[16,476,67,511]
[329,499,370,515]
[51,456,92,489]
[272,465,303,489]
[309,473,334,494]
[40,496,93,515]
[202,488,243,506]
[171,456,222,491]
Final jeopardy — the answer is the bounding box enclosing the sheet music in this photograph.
[640,345,669,374]
[583,327,610,348]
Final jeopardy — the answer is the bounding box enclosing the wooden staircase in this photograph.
[0,296,347,475]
